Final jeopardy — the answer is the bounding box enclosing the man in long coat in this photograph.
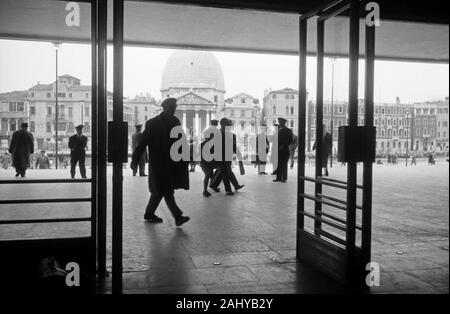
[68,124,88,178]
[131,124,148,176]
[312,124,332,176]
[273,117,293,182]
[8,122,34,177]
[131,98,190,227]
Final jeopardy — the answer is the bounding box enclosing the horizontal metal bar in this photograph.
[300,176,348,190]
[300,192,348,211]
[0,198,92,205]
[0,217,92,225]
[318,229,347,246]
[299,210,347,232]
[320,210,347,226]
[319,176,364,189]
[0,179,92,184]
[318,193,364,210]
[0,236,93,244]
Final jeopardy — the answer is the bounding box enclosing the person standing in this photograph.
[68,124,88,179]
[1,151,11,170]
[210,118,244,195]
[312,124,332,176]
[131,124,148,176]
[203,119,220,140]
[256,124,269,175]
[8,122,34,178]
[35,150,51,169]
[131,97,190,227]
[199,133,217,197]
[289,133,298,169]
[273,118,293,182]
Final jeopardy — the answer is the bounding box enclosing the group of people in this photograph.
[5,122,88,178]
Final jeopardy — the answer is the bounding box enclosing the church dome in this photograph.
[161,50,225,92]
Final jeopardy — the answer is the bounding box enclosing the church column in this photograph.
[182,110,187,131]
[206,110,210,126]
[195,111,199,137]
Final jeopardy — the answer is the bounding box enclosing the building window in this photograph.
[47,107,52,115]
[443,121,448,127]
[145,115,148,120]
[272,106,276,115]
[47,92,51,98]
[46,122,52,133]
[10,120,17,131]
[230,110,234,117]
[30,121,35,132]
[145,106,148,112]
[416,119,420,125]
[68,107,73,117]
[285,106,289,115]
[290,95,295,99]
[424,119,428,126]
[69,93,72,98]
[30,106,36,115]
[290,120,294,128]
[272,94,277,99]
[241,110,246,118]
[381,108,385,114]
[290,106,294,115]
[214,95,218,103]
[416,129,420,136]
[86,93,89,99]
[84,122,90,133]
[338,106,343,113]
[381,130,385,137]
[30,92,34,97]
[431,128,434,135]
[68,122,74,133]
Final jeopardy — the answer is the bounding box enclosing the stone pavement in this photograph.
[0,159,448,293]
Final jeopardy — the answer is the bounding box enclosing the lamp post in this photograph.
[405,111,409,166]
[330,57,336,168]
[53,42,61,169]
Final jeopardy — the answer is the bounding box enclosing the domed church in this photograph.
[161,50,226,136]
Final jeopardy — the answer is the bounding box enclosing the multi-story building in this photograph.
[412,102,438,153]
[0,75,134,153]
[433,98,449,153]
[125,94,160,126]
[0,91,29,151]
[223,93,261,157]
[262,88,300,135]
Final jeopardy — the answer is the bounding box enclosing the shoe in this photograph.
[15,173,19,177]
[144,215,163,223]
[133,172,136,176]
[259,172,268,175]
[203,191,212,197]
[273,179,280,182]
[139,174,147,177]
[175,216,190,227]
[281,180,287,183]
[210,187,221,193]
[226,191,234,196]
[235,184,244,191]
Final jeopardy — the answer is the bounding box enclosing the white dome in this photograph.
[161,50,225,92]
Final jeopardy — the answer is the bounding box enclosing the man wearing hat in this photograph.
[209,118,244,195]
[131,124,148,176]
[131,97,190,227]
[203,119,220,140]
[273,117,293,182]
[68,124,88,178]
[8,122,34,177]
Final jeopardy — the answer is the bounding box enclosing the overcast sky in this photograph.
[0,39,448,104]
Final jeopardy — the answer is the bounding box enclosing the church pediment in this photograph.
[176,92,215,106]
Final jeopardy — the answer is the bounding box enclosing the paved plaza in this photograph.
[0,158,448,293]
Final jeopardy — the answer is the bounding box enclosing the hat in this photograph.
[220,118,230,126]
[21,122,28,128]
[210,119,219,126]
[161,97,177,108]
[135,124,143,128]
[278,117,287,123]
[75,124,84,129]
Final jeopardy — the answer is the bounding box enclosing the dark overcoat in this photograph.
[131,131,148,163]
[8,129,34,169]
[132,112,189,194]
[68,134,88,159]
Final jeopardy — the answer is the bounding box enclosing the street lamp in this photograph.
[53,42,61,169]
[330,57,336,168]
